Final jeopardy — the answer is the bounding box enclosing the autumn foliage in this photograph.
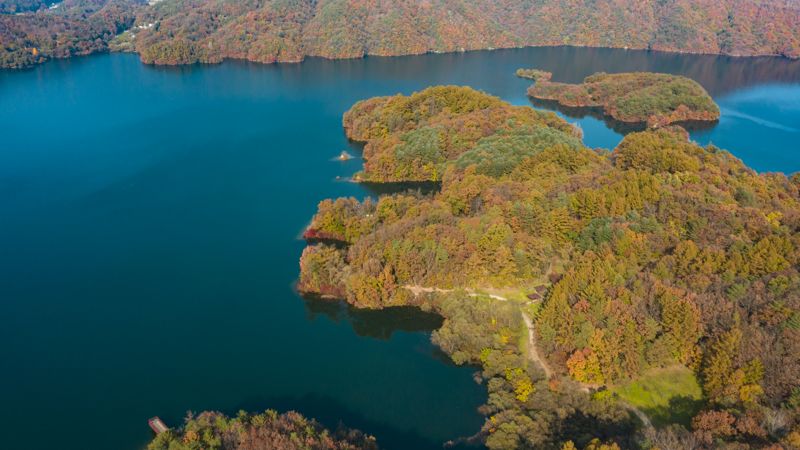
[132,0,800,65]
[0,0,138,68]
[527,72,720,128]
[5,0,800,68]
[148,410,378,450]
[299,86,800,448]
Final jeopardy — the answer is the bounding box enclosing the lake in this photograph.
[1,46,798,450]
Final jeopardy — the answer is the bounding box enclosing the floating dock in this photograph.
[148,417,169,434]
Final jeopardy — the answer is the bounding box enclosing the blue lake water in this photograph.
[1,46,799,450]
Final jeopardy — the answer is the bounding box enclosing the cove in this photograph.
[0,46,799,450]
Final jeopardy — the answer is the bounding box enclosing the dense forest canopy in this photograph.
[339,86,581,183]
[3,0,800,68]
[0,0,55,14]
[299,86,800,449]
[526,71,720,128]
[147,410,379,450]
[130,0,800,65]
[0,0,139,68]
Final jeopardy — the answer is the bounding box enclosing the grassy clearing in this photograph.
[610,366,704,427]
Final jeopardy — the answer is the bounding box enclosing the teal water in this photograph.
[0,47,798,450]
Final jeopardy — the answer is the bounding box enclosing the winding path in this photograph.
[403,284,654,430]
[403,285,508,301]
[404,285,551,377]
[520,311,554,379]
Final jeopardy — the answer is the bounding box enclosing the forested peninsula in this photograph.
[4,0,800,69]
[147,410,378,450]
[525,71,720,128]
[298,86,800,449]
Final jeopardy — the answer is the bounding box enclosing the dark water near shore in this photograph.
[1,46,798,450]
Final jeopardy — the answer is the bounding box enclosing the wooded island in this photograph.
[526,71,720,128]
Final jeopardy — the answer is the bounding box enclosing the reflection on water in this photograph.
[301,295,476,376]
[528,97,719,135]
[303,295,443,341]
[360,180,442,197]
[530,98,719,135]
[478,46,800,96]
[528,97,647,134]
[281,46,800,98]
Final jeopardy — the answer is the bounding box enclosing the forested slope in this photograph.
[299,86,800,449]
[0,0,53,14]
[4,0,800,68]
[0,0,139,68]
[131,0,800,65]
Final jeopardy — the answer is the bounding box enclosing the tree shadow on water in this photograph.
[302,295,444,341]
[359,180,442,197]
[301,295,480,372]
[528,97,719,137]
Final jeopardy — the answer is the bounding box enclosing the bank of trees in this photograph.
[5,0,800,69]
[148,410,378,450]
[127,0,800,66]
[299,86,800,448]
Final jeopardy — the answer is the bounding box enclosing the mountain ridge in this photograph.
[3,0,800,68]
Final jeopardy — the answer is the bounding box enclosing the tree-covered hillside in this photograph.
[132,0,800,65]
[339,86,580,183]
[0,0,52,14]
[0,0,138,68]
[299,86,800,449]
[4,0,800,68]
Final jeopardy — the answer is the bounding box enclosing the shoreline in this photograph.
[4,42,799,72]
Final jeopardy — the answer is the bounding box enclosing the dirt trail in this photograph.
[403,285,508,301]
[520,311,554,379]
[404,285,454,296]
[404,285,553,377]
[403,284,654,430]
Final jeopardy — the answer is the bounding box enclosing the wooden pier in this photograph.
[148,417,169,434]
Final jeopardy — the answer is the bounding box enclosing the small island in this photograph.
[148,410,378,450]
[515,68,552,81]
[526,71,720,128]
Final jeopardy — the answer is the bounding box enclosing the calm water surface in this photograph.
[1,47,799,450]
